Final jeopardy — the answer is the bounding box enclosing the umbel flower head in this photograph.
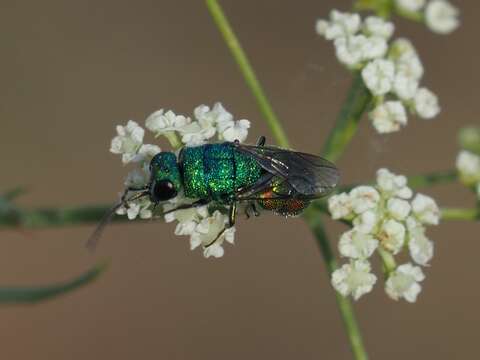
[315,10,444,134]
[110,103,251,258]
[328,168,440,302]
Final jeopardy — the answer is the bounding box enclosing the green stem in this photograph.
[377,247,396,276]
[441,207,480,221]
[205,2,369,359]
[304,208,368,360]
[0,205,119,228]
[408,170,458,189]
[321,72,372,162]
[205,0,290,148]
[164,132,183,150]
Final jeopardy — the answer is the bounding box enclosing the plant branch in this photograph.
[205,0,290,148]
[441,207,480,221]
[408,170,458,189]
[304,208,369,360]
[321,72,372,162]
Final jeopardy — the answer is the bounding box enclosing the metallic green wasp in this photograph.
[87,136,339,249]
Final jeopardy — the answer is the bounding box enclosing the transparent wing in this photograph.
[234,144,340,198]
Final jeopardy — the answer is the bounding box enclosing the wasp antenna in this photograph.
[86,191,149,252]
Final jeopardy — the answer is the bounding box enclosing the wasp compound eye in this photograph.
[152,180,177,202]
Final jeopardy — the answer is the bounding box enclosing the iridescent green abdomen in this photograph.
[180,143,263,201]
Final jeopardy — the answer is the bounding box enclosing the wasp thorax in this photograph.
[149,152,182,203]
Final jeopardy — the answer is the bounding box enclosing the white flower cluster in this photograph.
[328,168,440,302]
[395,0,459,34]
[316,10,441,134]
[110,103,251,258]
[456,150,480,198]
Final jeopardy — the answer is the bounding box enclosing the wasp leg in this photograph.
[162,199,210,215]
[256,135,266,146]
[244,201,260,219]
[204,202,237,248]
[121,186,148,208]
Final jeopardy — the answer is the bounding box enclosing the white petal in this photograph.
[328,193,353,219]
[378,219,406,254]
[338,229,379,259]
[456,151,480,184]
[370,101,408,134]
[364,16,395,39]
[395,0,426,12]
[385,263,425,302]
[411,193,440,225]
[414,88,441,119]
[425,0,460,35]
[349,186,380,214]
[361,59,395,96]
[331,260,377,300]
[387,198,411,221]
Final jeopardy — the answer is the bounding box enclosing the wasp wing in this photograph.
[234,144,339,198]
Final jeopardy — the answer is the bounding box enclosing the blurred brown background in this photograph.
[0,0,478,359]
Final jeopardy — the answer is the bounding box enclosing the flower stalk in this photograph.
[441,207,480,221]
[321,72,372,162]
[205,0,290,148]
[205,1,369,359]
[304,208,369,360]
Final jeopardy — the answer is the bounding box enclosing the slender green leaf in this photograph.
[0,262,107,304]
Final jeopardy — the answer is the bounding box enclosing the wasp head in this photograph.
[148,152,182,203]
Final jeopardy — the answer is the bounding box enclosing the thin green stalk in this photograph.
[377,247,396,277]
[304,208,368,360]
[408,170,458,189]
[205,2,369,359]
[0,204,117,228]
[205,0,290,148]
[321,73,372,162]
[441,207,480,221]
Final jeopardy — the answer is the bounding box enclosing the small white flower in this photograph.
[408,223,434,266]
[197,102,234,127]
[178,103,229,146]
[361,36,389,60]
[328,193,353,219]
[116,197,152,220]
[385,263,425,302]
[377,219,406,254]
[318,10,361,40]
[361,59,395,96]
[124,167,149,188]
[145,109,191,135]
[180,120,217,146]
[137,144,161,162]
[353,210,378,234]
[425,0,460,35]
[349,186,380,214]
[387,198,412,221]
[376,168,413,199]
[110,120,145,164]
[390,38,417,59]
[219,119,251,142]
[456,150,480,184]
[331,260,377,300]
[315,19,330,36]
[339,229,379,259]
[395,0,426,12]
[370,101,408,134]
[393,73,419,101]
[411,193,440,225]
[334,35,368,67]
[363,16,395,39]
[414,88,441,119]
[190,211,234,258]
